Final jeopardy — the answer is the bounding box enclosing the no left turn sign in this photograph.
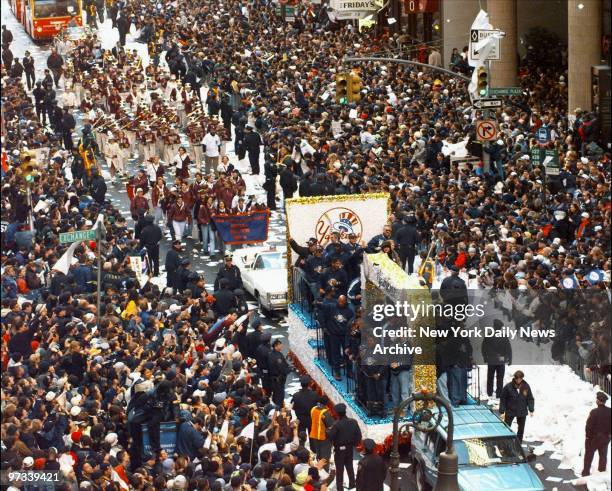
[476,120,498,141]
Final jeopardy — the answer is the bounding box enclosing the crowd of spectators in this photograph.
[1,0,611,488]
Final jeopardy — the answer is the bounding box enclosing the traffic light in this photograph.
[335,73,349,104]
[477,67,489,97]
[348,72,362,103]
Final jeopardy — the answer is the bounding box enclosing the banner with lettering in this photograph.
[212,210,270,245]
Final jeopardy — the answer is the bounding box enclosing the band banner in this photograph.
[212,210,270,245]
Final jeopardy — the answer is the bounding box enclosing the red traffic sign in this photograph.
[476,119,498,141]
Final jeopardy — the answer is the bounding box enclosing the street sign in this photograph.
[531,148,560,175]
[470,29,500,60]
[537,126,551,144]
[59,229,97,244]
[473,98,502,109]
[476,120,498,141]
[488,87,522,97]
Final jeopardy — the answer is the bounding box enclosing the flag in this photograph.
[219,420,229,441]
[586,269,604,285]
[52,241,80,275]
[112,465,130,490]
[93,213,106,234]
[239,422,255,440]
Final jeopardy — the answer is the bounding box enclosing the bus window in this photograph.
[33,0,79,18]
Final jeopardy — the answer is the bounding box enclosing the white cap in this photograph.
[46,391,57,402]
[23,456,34,468]
[105,433,118,445]
[70,406,82,417]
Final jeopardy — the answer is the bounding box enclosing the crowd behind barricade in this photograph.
[1,0,611,488]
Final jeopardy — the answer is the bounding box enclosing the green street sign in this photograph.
[530,148,560,175]
[59,229,98,244]
[488,87,522,96]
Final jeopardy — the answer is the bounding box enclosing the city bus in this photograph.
[15,0,83,41]
[10,0,25,23]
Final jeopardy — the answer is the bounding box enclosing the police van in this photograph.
[411,404,545,491]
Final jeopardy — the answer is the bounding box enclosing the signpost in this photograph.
[470,29,501,60]
[59,229,97,244]
[58,220,105,329]
[473,98,502,109]
[536,126,551,144]
[531,148,560,175]
[488,87,522,96]
[476,120,498,142]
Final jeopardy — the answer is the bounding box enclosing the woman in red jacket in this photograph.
[167,195,191,241]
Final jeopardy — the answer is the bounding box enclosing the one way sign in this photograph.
[470,29,500,60]
[473,98,502,109]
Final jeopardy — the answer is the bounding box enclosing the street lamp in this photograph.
[389,391,459,491]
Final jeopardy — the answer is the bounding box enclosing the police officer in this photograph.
[244,124,262,175]
[309,396,334,461]
[214,253,243,291]
[499,370,534,443]
[139,215,162,276]
[268,339,291,406]
[582,391,611,476]
[356,439,386,491]
[328,403,362,491]
[291,375,319,434]
[213,278,238,316]
[175,258,193,293]
[394,212,420,274]
[255,332,273,394]
[263,158,278,210]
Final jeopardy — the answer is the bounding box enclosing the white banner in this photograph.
[285,193,388,248]
[330,0,376,11]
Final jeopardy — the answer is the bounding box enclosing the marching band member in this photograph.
[172,146,191,180]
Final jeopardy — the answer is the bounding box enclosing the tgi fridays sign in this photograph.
[330,0,378,19]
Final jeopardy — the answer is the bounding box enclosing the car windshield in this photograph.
[34,0,80,18]
[455,437,525,467]
[255,253,284,269]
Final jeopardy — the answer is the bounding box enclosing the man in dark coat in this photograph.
[46,48,64,88]
[268,339,291,406]
[499,370,535,443]
[176,416,206,460]
[356,439,386,491]
[61,108,76,150]
[279,162,298,203]
[255,332,273,393]
[2,25,13,47]
[244,125,262,175]
[90,171,107,205]
[291,376,319,434]
[482,319,512,399]
[394,212,420,273]
[164,240,183,293]
[140,215,162,276]
[328,403,362,491]
[22,51,35,90]
[263,159,278,210]
[116,14,131,46]
[582,391,611,476]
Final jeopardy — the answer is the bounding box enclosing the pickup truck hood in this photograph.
[249,270,288,293]
[458,464,544,491]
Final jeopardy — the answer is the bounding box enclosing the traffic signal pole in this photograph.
[343,57,471,83]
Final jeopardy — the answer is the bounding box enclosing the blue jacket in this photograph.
[176,420,205,459]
